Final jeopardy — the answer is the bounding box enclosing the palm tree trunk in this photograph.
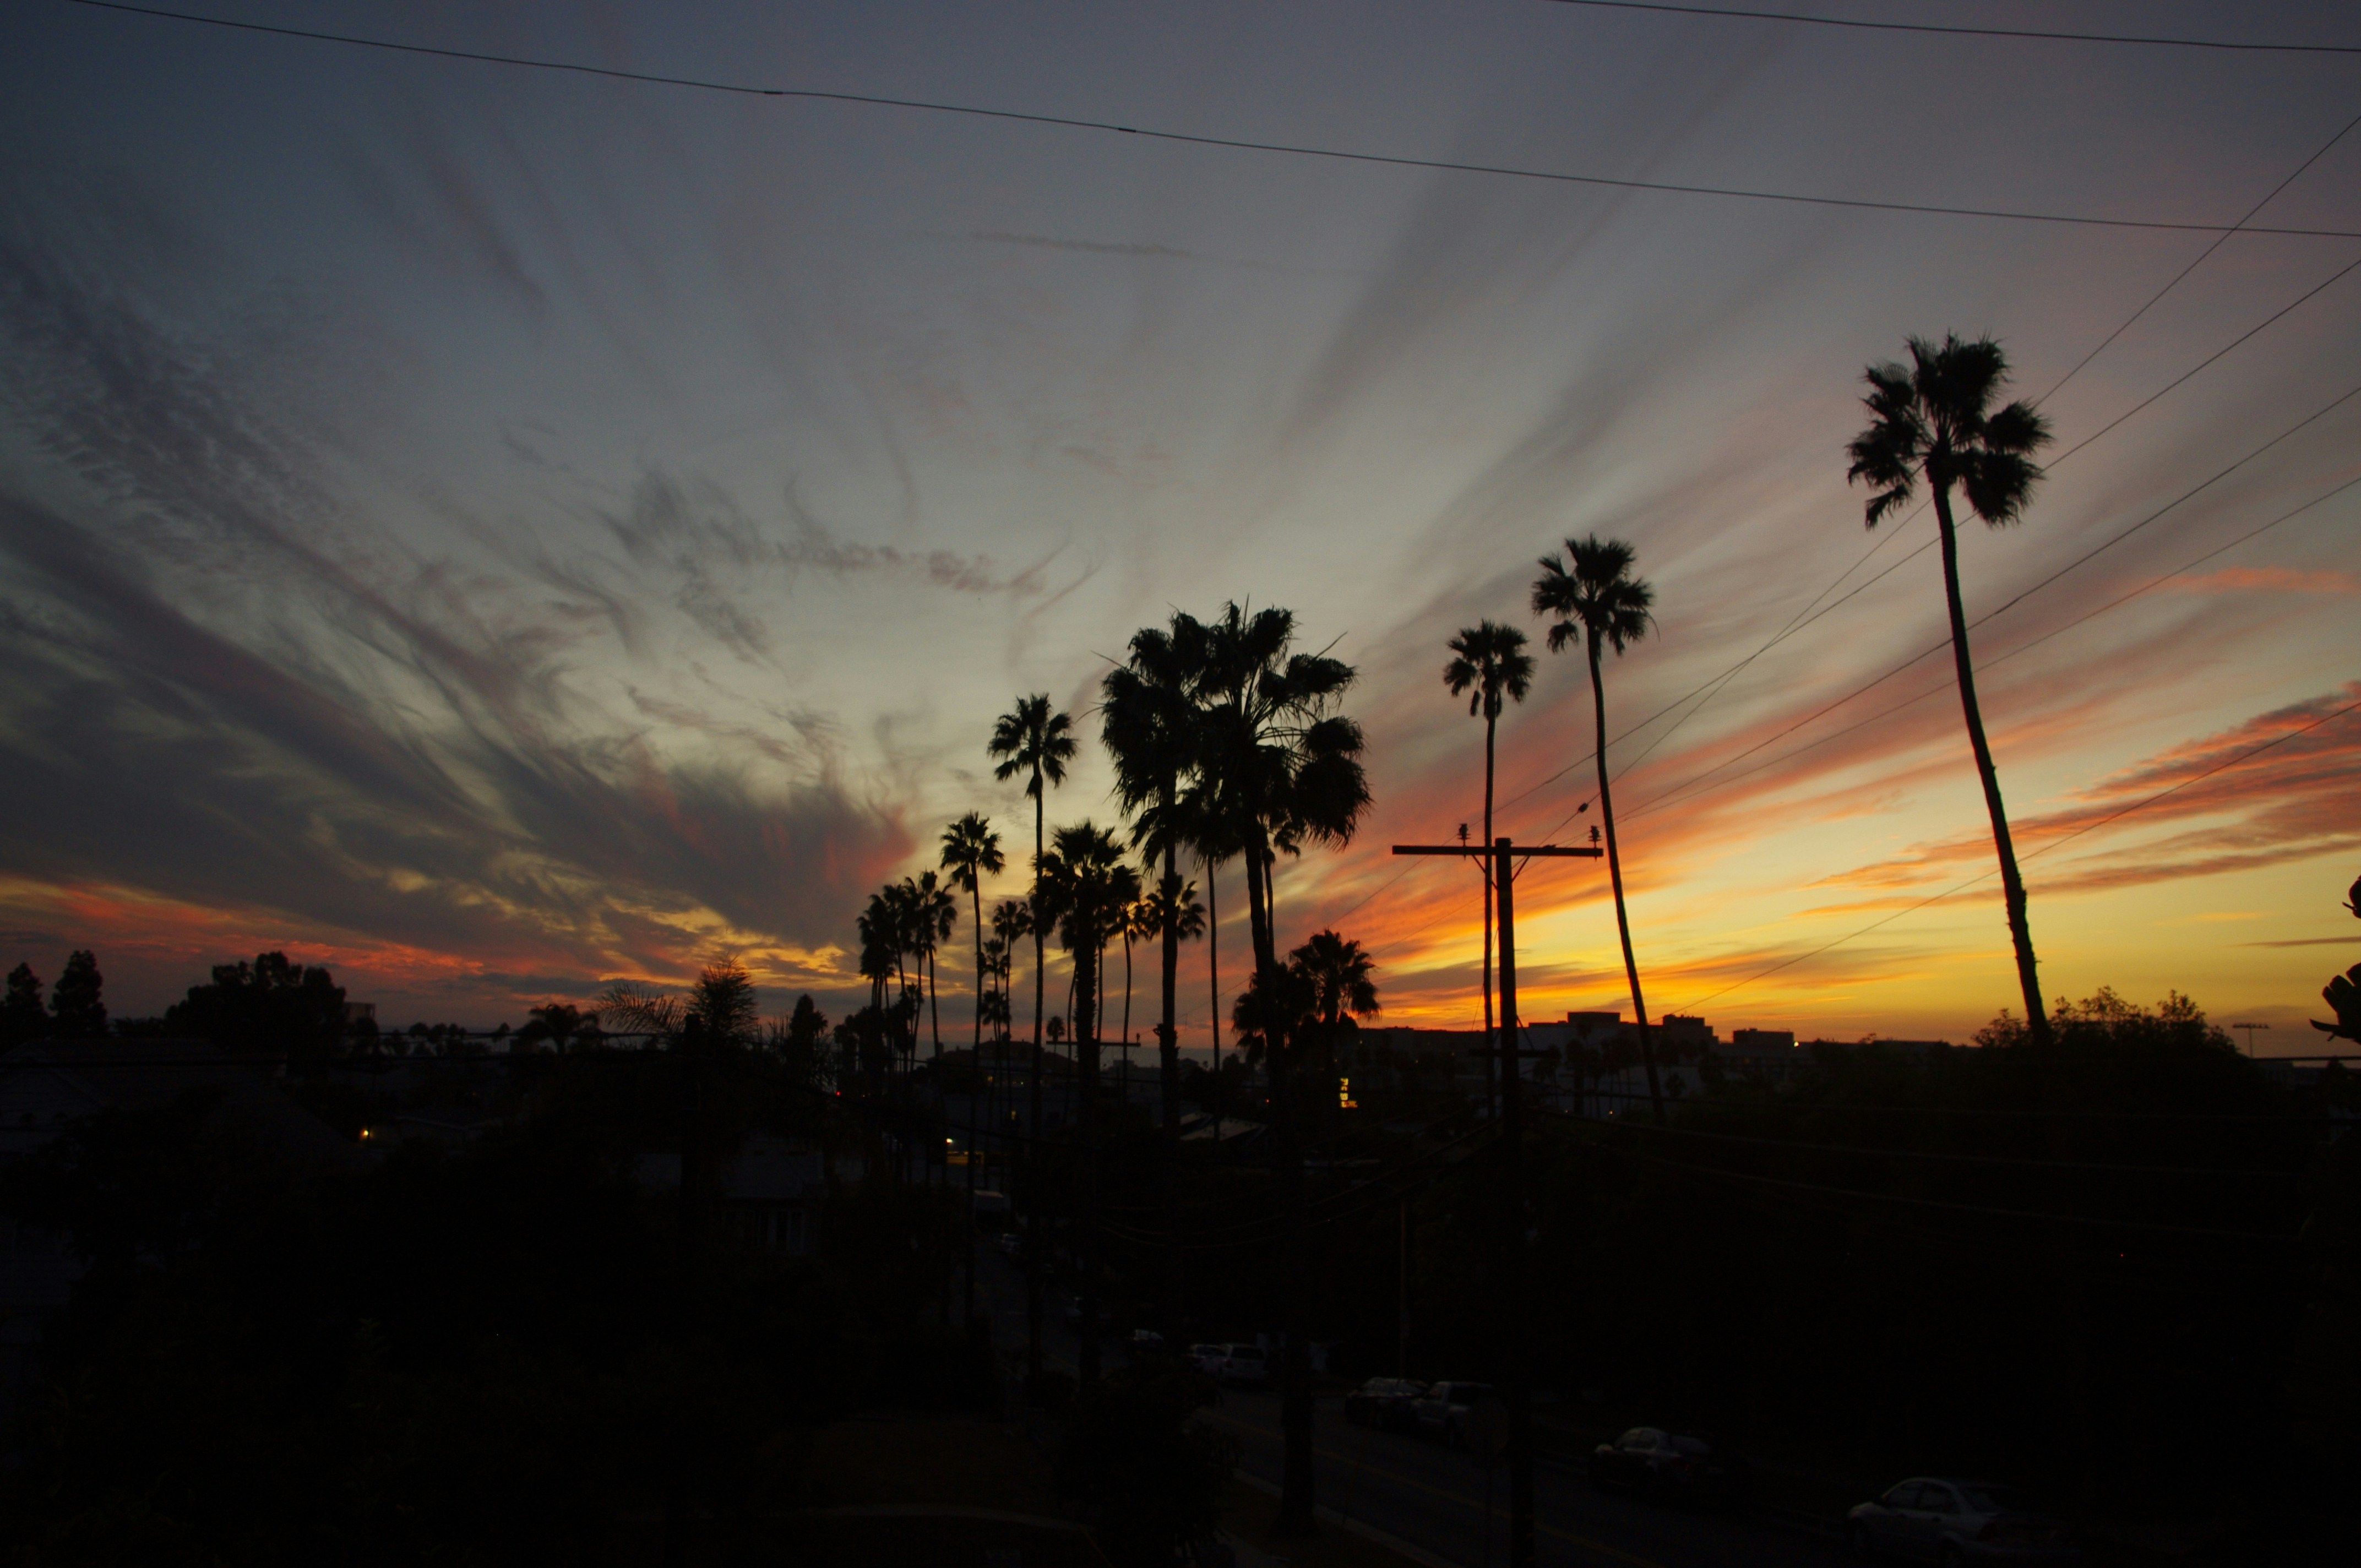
[1245,826,1315,1536]
[1207,857,1222,1074]
[1932,484,2049,1041]
[1076,930,1102,1385]
[1157,839,1183,1342]
[1160,832,1180,1136]
[972,885,985,1055]
[1120,929,1134,1081]
[929,944,942,1059]
[1027,776,1046,1387]
[1591,631,1663,1125]
[1482,709,1497,1118]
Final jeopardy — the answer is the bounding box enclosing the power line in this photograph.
[1617,376,2361,824]
[2040,110,2361,404]
[1604,465,2359,824]
[1538,1,2361,57]
[60,0,2361,239]
[1672,693,2361,1011]
[1503,237,2361,835]
[1497,96,2361,835]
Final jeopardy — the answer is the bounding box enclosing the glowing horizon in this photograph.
[3,2,2354,1049]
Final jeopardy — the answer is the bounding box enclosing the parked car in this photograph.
[1188,1343,1227,1375]
[1344,1377,1429,1431]
[1587,1428,1749,1507]
[1127,1329,1167,1357]
[1409,1381,1496,1445]
[1214,1343,1270,1386]
[1847,1478,2079,1564]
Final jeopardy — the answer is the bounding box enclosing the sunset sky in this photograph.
[3,1,2355,1048]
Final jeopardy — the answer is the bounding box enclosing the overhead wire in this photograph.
[1537,0,2361,56]
[1618,375,2361,826]
[59,0,2361,238]
[1493,103,2361,836]
[1610,468,2361,825]
[1669,693,2361,1012]
[1504,233,2361,839]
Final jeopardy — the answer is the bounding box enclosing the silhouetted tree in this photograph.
[515,1001,584,1052]
[3,962,48,1047]
[940,812,1006,1058]
[1103,612,1213,1136]
[164,952,345,1059]
[1848,333,2055,1041]
[1444,620,1533,1102]
[905,870,958,1059]
[2315,870,2361,1044]
[1535,535,1665,1124]
[988,692,1076,1389]
[1190,601,1369,1533]
[48,949,107,1039]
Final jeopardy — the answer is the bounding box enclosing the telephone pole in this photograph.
[1395,836,1599,1568]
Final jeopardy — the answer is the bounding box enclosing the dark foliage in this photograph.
[3,961,47,1047]
[1055,1360,1235,1565]
[47,950,106,1039]
[0,1055,986,1565]
[162,951,346,1058]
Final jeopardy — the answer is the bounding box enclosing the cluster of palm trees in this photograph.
[1432,330,2058,1133]
[824,331,2059,1534]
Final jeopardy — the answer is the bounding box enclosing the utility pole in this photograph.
[2232,1022,2270,1058]
[1395,836,1599,1568]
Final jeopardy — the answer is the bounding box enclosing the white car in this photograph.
[1188,1343,1226,1375]
[1847,1478,2079,1564]
[1214,1343,1269,1387]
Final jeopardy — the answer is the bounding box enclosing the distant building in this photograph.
[633,1135,825,1256]
[1718,1027,1799,1084]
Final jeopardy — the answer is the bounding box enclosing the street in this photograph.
[972,1240,1845,1568]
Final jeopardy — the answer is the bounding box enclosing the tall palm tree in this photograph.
[1103,613,1212,1136]
[905,869,958,1060]
[1193,601,1368,1535]
[1287,928,1380,1121]
[1444,620,1534,1109]
[1036,820,1136,1385]
[989,695,1078,1117]
[987,693,1076,1385]
[1128,876,1204,1070]
[1535,536,1666,1125]
[1847,334,2055,1041]
[941,813,1007,1058]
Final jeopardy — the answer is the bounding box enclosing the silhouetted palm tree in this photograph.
[1192,601,1368,1535]
[1444,620,1533,1106]
[989,695,1078,1103]
[1535,536,1665,1124]
[987,693,1076,1385]
[904,869,958,1060]
[1847,333,2055,1041]
[1291,928,1380,1032]
[1103,612,1212,1135]
[1127,876,1204,1071]
[942,812,1007,1058]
